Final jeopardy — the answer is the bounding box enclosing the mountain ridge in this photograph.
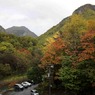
[73,4,95,14]
[6,26,37,38]
[38,3,95,46]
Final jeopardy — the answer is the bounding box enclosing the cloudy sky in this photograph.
[0,0,95,36]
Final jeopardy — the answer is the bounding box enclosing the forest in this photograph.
[0,4,95,95]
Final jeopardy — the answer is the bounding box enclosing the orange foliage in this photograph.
[40,37,65,68]
[18,48,30,54]
[78,31,95,61]
[8,81,18,88]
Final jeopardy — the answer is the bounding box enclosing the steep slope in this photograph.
[73,4,95,14]
[38,4,95,47]
[0,25,6,32]
[6,26,37,38]
[38,17,69,46]
[73,4,95,20]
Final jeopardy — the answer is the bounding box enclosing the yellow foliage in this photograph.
[42,32,60,53]
[87,20,95,31]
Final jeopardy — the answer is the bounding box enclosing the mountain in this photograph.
[37,17,69,46]
[73,4,95,14]
[6,26,37,38]
[38,4,95,46]
[0,25,6,32]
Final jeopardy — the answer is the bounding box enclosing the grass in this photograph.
[2,75,27,83]
[0,74,28,93]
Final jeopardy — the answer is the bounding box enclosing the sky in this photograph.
[0,0,95,36]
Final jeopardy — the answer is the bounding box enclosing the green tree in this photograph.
[27,66,43,83]
[0,42,15,53]
[59,30,95,95]
[0,63,12,79]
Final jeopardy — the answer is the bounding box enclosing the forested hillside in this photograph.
[0,3,95,95]
[0,32,41,79]
[38,4,95,95]
[38,4,95,52]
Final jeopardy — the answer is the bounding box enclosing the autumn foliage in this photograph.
[40,16,95,95]
[40,37,65,68]
[78,31,95,61]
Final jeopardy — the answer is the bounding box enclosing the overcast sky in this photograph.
[0,0,95,36]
